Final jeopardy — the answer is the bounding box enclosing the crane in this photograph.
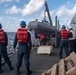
[44,0,59,47]
[44,0,53,26]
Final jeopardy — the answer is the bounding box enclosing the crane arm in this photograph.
[44,1,53,26]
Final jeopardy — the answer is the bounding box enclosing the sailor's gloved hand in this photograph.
[13,48,17,54]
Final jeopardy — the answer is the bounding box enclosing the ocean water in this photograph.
[7,32,15,46]
[7,32,16,54]
[7,32,15,40]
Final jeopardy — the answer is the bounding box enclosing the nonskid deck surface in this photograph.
[1,47,62,75]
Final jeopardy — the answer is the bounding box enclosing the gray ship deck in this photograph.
[1,47,63,75]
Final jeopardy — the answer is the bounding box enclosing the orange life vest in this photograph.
[17,28,28,43]
[0,29,5,43]
[39,33,45,41]
[61,29,68,39]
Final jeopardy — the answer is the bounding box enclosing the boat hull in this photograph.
[27,21,55,37]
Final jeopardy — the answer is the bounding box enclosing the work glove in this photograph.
[13,48,17,54]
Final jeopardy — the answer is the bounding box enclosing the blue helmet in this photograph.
[20,21,26,27]
[0,23,2,28]
[62,25,66,29]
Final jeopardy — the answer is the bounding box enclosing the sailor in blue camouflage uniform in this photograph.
[13,21,32,75]
[0,23,14,73]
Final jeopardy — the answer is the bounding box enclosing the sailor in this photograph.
[59,25,69,58]
[38,33,47,45]
[0,23,14,73]
[68,28,73,53]
[13,21,32,75]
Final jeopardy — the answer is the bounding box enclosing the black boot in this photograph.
[16,68,19,75]
[10,66,14,71]
[29,70,32,74]
[27,70,32,75]
[9,65,14,71]
[0,68,3,73]
[26,66,32,75]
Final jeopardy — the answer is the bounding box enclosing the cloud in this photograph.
[56,4,76,18]
[67,4,76,15]
[21,0,45,16]
[53,3,76,27]
[5,0,45,16]
[56,5,67,17]
[0,0,12,3]
[6,4,21,14]
[0,16,21,32]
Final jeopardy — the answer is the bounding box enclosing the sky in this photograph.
[0,0,76,32]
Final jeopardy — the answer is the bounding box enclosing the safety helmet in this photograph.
[0,23,2,28]
[62,25,66,29]
[20,21,26,27]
